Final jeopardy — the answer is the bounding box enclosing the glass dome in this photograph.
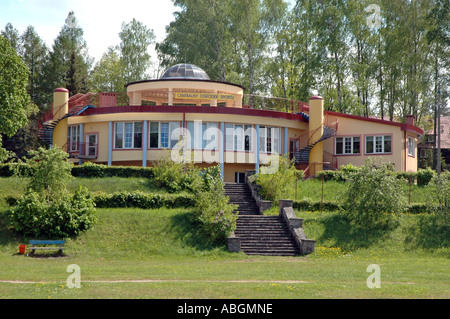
[160,64,210,80]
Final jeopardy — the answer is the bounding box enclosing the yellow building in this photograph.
[39,63,424,182]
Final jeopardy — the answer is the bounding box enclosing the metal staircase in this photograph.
[38,104,94,145]
[294,125,337,165]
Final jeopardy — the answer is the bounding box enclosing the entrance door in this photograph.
[235,172,246,184]
[289,139,298,160]
[85,134,97,157]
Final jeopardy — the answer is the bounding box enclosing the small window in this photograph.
[408,137,415,157]
[366,135,391,154]
[335,137,360,155]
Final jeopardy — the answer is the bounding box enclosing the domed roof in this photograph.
[160,63,210,80]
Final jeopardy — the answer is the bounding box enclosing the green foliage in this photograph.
[9,146,97,238]
[253,155,298,204]
[92,191,195,209]
[23,147,73,202]
[404,173,450,249]
[191,165,237,243]
[343,158,407,230]
[9,186,97,238]
[71,162,154,178]
[417,167,436,186]
[151,157,196,193]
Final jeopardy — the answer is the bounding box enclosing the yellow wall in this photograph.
[324,113,419,172]
[309,97,324,174]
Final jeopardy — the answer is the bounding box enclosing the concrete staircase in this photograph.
[225,183,300,256]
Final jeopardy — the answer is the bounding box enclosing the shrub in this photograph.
[151,155,188,193]
[25,147,73,201]
[9,147,97,238]
[9,186,97,238]
[343,158,407,230]
[191,165,237,243]
[417,167,436,186]
[253,155,298,204]
[71,162,154,178]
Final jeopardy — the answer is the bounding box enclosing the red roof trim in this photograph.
[325,110,423,136]
[54,88,69,93]
[81,105,306,122]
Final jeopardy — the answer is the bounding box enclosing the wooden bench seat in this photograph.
[29,240,65,254]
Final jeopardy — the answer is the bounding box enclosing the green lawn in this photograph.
[0,177,448,299]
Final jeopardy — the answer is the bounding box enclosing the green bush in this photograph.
[293,198,342,211]
[72,162,154,178]
[343,158,407,230]
[92,191,195,209]
[191,165,237,243]
[253,155,298,204]
[9,186,97,238]
[417,167,436,186]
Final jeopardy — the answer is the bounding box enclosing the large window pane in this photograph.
[150,122,159,148]
[125,123,133,148]
[170,122,181,148]
[259,126,266,152]
[384,136,391,153]
[235,125,243,151]
[244,125,252,151]
[336,137,343,154]
[225,123,234,151]
[160,123,169,148]
[366,136,374,154]
[115,122,123,149]
[134,122,142,148]
[353,137,360,154]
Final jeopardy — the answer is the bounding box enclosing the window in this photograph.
[187,121,218,150]
[335,137,360,155]
[365,135,391,154]
[149,121,183,149]
[149,122,159,148]
[115,122,143,149]
[67,125,79,152]
[226,124,252,151]
[259,126,280,154]
[408,137,415,157]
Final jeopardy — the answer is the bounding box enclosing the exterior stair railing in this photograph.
[294,118,338,169]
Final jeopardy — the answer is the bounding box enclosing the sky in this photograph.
[0,0,177,66]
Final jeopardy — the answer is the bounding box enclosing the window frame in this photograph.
[148,121,183,149]
[225,123,253,152]
[114,121,143,150]
[67,125,80,152]
[335,136,361,155]
[365,134,392,155]
[408,137,415,157]
[258,126,280,154]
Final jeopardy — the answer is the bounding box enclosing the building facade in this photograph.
[39,64,424,183]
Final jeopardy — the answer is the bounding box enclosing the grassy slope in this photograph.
[0,177,448,299]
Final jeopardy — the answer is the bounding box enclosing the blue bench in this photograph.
[29,240,65,254]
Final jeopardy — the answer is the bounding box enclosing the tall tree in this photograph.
[157,0,234,82]
[43,11,92,96]
[90,46,126,93]
[1,23,20,51]
[119,18,155,83]
[0,36,35,161]
[19,26,49,109]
